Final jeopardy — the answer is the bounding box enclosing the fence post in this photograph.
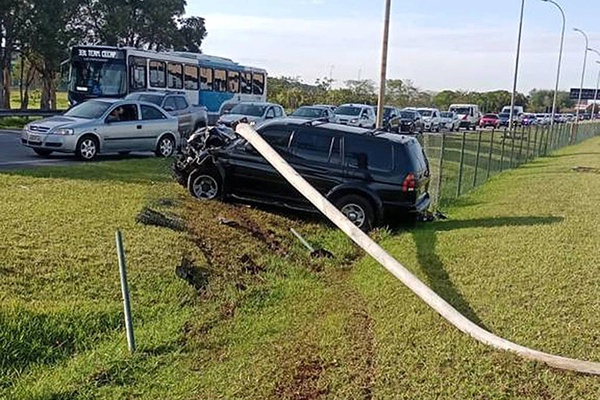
[517,127,525,165]
[116,230,136,353]
[457,131,466,197]
[500,129,506,171]
[525,126,533,161]
[532,125,539,158]
[509,130,516,168]
[472,129,482,187]
[435,134,445,208]
[486,129,495,179]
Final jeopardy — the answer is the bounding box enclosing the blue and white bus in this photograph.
[67,45,267,123]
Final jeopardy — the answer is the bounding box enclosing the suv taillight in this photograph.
[402,172,416,192]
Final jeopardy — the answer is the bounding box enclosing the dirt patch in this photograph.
[136,207,185,232]
[572,166,600,174]
[274,353,329,400]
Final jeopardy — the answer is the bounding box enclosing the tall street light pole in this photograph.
[540,0,565,129]
[587,48,600,120]
[509,0,526,133]
[376,0,392,129]
[573,28,589,130]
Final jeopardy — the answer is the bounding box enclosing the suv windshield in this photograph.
[230,103,267,117]
[291,107,323,118]
[418,110,433,117]
[335,106,362,116]
[399,111,416,119]
[126,93,163,106]
[64,100,113,119]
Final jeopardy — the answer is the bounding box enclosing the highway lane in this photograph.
[0,129,79,170]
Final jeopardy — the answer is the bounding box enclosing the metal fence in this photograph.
[423,122,600,208]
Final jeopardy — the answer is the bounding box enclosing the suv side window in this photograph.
[163,97,177,111]
[344,135,393,172]
[291,128,337,163]
[274,107,283,118]
[266,108,275,119]
[175,96,188,110]
[141,105,167,120]
[260,127,292,153]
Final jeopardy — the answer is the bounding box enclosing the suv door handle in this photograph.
[137,125,142,129]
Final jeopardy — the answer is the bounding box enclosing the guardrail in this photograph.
[0,109,65,118]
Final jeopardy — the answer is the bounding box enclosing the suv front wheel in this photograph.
[334,194,374,232]
[188,170,221,200]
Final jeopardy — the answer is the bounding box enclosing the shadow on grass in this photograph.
[2,156,173,184]
[410,216,563,329]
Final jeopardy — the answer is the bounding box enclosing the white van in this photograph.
[448,104,480,131]
[501,105,524,116]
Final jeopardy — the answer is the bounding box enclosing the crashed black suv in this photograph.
[174,119,431,231]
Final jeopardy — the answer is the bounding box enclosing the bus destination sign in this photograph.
[73,48,125,60]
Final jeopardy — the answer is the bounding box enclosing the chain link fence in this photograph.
[422,122,600,208]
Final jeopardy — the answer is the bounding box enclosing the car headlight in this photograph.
[250,121,256,127]
[54,128,75,135]
[350,118,358,124]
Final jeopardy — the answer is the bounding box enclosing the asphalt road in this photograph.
[0,129,82,170]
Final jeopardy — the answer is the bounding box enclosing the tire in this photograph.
[156,135,176,158]
[435,124,440,133]
[33,148,53,157]
[334,194,375,232]
[75,136,99,161]
[187,169,221,200]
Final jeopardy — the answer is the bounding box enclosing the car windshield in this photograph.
[418,110,432,117]
[126,94,163,106]
[440,112,452,118]
[399,111,416,119]
[229,103,267,117]
[483,114,497,118]
[291,107,323,118]
[335,106,362,116]
[64,100,113,119]
[498,113,510,118]
[450,107,471,115]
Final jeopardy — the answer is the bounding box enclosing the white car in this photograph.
[417,108,442,132]
[334,104,376,128]
[439,111,460,131]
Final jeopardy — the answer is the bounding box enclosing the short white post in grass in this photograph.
[116,230,135,353]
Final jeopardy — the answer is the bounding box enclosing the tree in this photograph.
[174,16,207,53]
[0,0,28,108]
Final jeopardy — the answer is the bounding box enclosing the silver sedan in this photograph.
[21,99,180,161]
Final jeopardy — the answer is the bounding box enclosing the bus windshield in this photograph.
[70,60,126,96]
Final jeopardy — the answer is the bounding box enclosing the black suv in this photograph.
[175,119,431,231]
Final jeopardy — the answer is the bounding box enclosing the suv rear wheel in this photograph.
[334,194,374,232]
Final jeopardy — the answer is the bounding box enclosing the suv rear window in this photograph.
[344,135,393,172]
[397,140,428,173]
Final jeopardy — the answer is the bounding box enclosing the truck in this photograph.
[125,91,208,138]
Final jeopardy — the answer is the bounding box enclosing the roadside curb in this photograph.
[0,129,22,135]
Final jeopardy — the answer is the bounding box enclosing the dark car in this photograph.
[290,106,338,123]
[174,119,431,231]
[388,110,425,134]
[498,113,512,127]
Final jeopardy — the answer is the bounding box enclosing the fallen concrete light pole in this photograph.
[235,122,600,375]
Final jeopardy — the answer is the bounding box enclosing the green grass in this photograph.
[2,138,600,398]
[9,90,69,110]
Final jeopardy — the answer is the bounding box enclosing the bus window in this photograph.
[228,71,239,93]
[253,73,265,95]
[200,67,213,91]
[129,57,147,90]
[149,60,166,88]
[184,65,199,90]
[241,72,252,94]
[168,63,183,89]
[214,69,227,92]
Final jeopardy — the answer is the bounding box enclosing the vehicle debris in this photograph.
[290,228,334,258]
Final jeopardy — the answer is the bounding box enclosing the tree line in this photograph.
[268,76,575,114]
[0,0,207,110]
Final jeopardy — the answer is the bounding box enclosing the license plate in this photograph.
[28,134,41,142]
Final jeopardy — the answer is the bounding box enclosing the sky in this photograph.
[186,0,600,93]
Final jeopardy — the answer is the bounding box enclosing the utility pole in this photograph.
[509,0,526,133]
[376,0,392,129]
